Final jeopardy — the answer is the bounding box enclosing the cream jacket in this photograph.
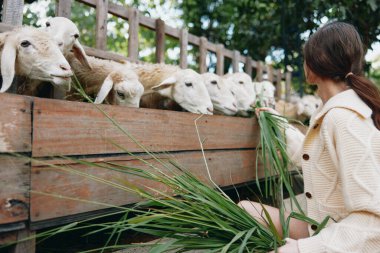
[285,89,380,253]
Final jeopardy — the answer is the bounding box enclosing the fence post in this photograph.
[155,19,165,63]
[95,0,108,50]
[245,56,252,77]
[275,69,282,100]
[216,44,224,76]
[232,50,240,73]
[285,71,292,102]
[199,37,208,73]
[256,61,263,81]
[179,28,188,69]
[55,0,72,18]
[2,0,23,26]
[267,65,274,83]
[128,7,139,61]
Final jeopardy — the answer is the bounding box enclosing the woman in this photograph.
[240,21,380,252]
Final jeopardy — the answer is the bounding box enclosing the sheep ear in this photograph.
[151,76,176,98]
[94,75,113,104]
[72,40,92,70]
[0,37,16,92]
[296,101,304,115]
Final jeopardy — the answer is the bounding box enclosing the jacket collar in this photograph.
[311,89,372,124]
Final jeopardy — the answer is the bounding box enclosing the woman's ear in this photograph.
[304,62,317,84]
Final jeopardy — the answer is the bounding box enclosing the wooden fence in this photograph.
[0,1,297,252]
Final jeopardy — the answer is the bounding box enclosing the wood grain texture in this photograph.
[232,50,240,73]
[127,7,139,61]
[30,149,261,222]
[2,0,23,26]
[95,0,108,50]
[155,19,165,63]
[179,28,188,69]
[0,155,29,225]
[216,44,224,76]
[32,98,259,157]
[0,93,32,153]
[55,0,72,18]
[199,37,208,73]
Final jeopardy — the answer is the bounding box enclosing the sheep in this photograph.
[296,94,322,120]
[223,72,256,116]
[126,62,214,115]
[41,17,91,70]
[40,16,144,107]
[201,72,238,116]
[253,80,276,107]
[66,54,144,107]
[0,26,73,93]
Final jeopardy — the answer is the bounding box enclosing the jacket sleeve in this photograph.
[284,124,305,167]
[297,108,380,253]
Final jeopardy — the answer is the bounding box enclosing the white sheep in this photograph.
[296,95,322,119]
[41,16,144,107]
[126,62,213,115]
[223,72,256,116]
[0,26,73,93]
[253,80,276,107]
[67,54,144,107]
[42,17,91,70]
[201,72,237,116]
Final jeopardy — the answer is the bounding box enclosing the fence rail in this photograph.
[1,0,293,99]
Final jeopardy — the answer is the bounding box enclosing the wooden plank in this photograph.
[11,229,36,253]
[2,0,23,26]
[188,33,200,46]
[245,56,253,77]
[32,98,259,157]
[55,0,72,18]
[0,155,29,225]
[0,94,32,153]
[128,7,139,61]
[155,19,165,63]
[232,50,240,73]
[276,69,282,99]
[285,71,292,102]
[216,44,224,76]
[267,65,274,83]
[199,37,208,73]
[256,61,263,81]
[30,149,262,222]
[95,0,108,50]
[224,49,233,59]
[179,28,188,69]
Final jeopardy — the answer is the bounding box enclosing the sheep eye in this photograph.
[238,81,244,84]
[185,82,193,87]
[117,91,125,99]
[315,104,319,109]
[74,34,79,39]
[211,80,217,85]
[20,40,31,47]
[46,21,50,27]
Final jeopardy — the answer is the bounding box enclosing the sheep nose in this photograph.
[207,107,213,113]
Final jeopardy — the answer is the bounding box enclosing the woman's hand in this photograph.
[255,107,280,117]
[268,238,300,253]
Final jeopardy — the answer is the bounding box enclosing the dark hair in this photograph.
[304,21,380,130]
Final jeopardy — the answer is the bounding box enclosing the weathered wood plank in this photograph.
[267,65,274,83]
[2,0,23,26]
[55,0,72,18]
[199,37,208,73]
[0,94,32,153]
[256,61,263,81]
[95,0,108,50]
[232,50,240,73]
[0,155,29,225]
[276,69,282,99]
[30,149,261,222]
[245,56,253,77]
[32,98,259,157]
[285,71,292,102]
[11,229,36,253]
[155,19,165,63]
[179,28,188,69]
[128,7,139,61]
[216,44,224,76]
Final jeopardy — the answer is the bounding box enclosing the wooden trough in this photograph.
[0,1,297,252]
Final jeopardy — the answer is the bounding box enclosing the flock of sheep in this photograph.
[0,17,321,121]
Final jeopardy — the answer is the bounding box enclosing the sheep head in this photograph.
[223,72,256,115]
[201,72,238,116]
[42,17,91,70]
[94,70,144,107]
[0,26,73,93]
[297,95,322,117]
[151,69,213,115]
[254,80,276,107]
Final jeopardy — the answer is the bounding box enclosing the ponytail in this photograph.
[347,75,380,130]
